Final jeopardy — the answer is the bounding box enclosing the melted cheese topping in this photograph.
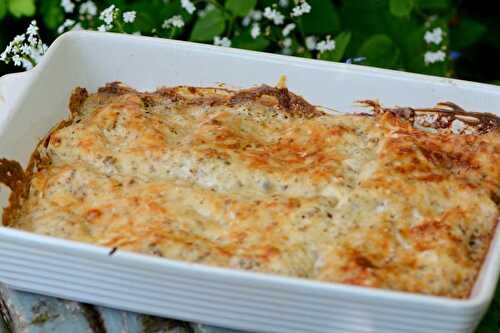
[10,85,500,298]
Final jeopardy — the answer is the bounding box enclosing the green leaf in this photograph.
[450,18,486,50]
[232,29,270,51]
[415,0,451,11]
[225,0,256,17]
[319,32,351,62]
[8,0,35,17]
[300,0,340,35]
[190,9,226,42]
[40,0,64,30]
[389,0,413,17]
[358,34,400,69]
[0,0,7,19]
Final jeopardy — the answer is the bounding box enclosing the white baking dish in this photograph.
[0,31,499,333]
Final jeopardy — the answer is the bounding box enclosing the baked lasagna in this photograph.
[1,82,499,298]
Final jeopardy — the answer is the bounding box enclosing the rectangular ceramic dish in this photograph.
[0,31,499,333]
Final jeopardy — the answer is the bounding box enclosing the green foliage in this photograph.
[450,18,486,50]
[225,0,256,17]
[415,0,451,11]
[232,28,269,51]
[7,0,35,17]
[299,0,340,35]
[39,0,63,30]
[358,34,400,69]
[389,0,413,17]
[190,8,226,42]
[0,0,7,19]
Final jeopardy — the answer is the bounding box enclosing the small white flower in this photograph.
[279,0,289,7]
[12,54,22,66]
[242,16,251,27]
[61,0,75,13]
[71,23,83,31]
[57,19,76,34]
[181,0,196,14]
[162,15,185,29]
[123,11,137,23]
[316,35,335,53]
[27,21,39,36]
[305,36,317,50]
[282,23,295,37]
[263,7,284,25]
[291,1,311,17]
[100,5,116,25]
[424,50,446,65]
[282,37,292,48]
[250,24,261,39]
[424,27,443,45]
[21,44,31,55]
[243,9,263,26]
[13,35,25,44]
[213,36,231,48]
[281,47,292,55]
[251,10,262,21]
[97,25,108,32]
[80,1,97,16]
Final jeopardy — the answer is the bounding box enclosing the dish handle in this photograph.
[0,71,34,117]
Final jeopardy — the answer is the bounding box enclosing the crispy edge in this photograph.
[359,100,500,134]
[0,87,89,226]
[227,85,325,118]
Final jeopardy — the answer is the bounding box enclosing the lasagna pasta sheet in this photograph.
[2,82,499,298]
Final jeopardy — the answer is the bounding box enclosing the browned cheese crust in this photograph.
[1,82,499,298]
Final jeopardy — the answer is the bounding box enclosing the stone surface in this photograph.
[0,284,247,333]
[0,285,94,333]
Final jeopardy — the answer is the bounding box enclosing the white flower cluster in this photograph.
[423,26,447,65]
[213,36,231,48]
[123,11,137,24]
[316,35,335,53]
[242,10,262,27]
[305,35,335,54]
[98,5,118,32]
[61,0,75,13]
[279,0,289,7]
[181,0,196,15]
[163,15,185,29]
[1,21,48,70]
[424,50,446,65]
[79,1,97,16]
[263,7,285,25]
[291,1,311,17]
[57,19,76,34]
[424,27,443,45]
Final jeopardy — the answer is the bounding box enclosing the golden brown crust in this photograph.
[227,85,324,118]
[1,82,498,299]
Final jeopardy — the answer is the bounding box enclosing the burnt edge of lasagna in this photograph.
[0,82,498,300]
